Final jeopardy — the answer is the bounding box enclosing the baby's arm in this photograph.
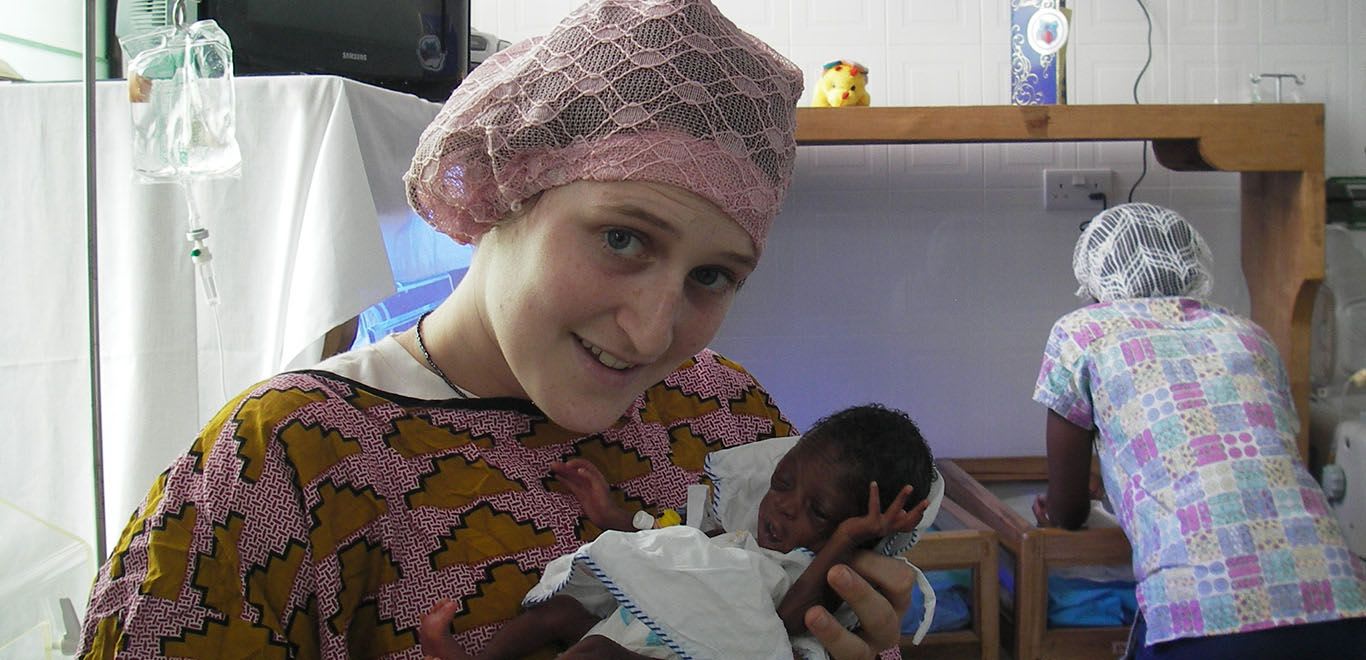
[558,635,660,659]
[549,459,637,532]
[776,482,927,635]
[420,595,602,660]
[419,600,474,660]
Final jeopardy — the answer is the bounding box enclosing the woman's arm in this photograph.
[81,387,317,658]
[1036,408,1095,530]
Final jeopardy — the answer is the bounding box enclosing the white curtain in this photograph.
[0,75,439,652]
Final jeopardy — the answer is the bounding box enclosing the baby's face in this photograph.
[755,439,860,552]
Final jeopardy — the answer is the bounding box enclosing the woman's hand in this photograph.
[1032,493,1051,527]
[549,458,634,531]
[1036,481,1102,528]
[804,552,916,659]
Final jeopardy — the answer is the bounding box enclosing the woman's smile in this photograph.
[577,335,637,371]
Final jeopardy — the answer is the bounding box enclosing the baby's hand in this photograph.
[550,458,627,530]
[836,483,929,546]
[419,600,473,660]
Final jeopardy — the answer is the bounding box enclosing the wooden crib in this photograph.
[938,458,1134,660]
[899,497,1001,660]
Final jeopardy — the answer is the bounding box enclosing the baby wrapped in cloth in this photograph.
[522,436,944,659]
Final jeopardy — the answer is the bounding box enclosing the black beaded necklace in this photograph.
[415,311,469,398]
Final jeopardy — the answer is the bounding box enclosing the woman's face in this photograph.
[470,180,757,433]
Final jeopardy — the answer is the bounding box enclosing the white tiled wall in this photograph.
[0,0,108,81]
[472,0,1365,457]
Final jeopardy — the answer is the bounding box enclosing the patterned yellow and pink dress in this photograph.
[80,342,793,659]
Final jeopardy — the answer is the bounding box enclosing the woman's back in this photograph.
[1037,296,1366,644]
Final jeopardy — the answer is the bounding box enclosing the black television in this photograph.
[196,0,470,102]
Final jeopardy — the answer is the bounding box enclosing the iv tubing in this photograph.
[179,180,229,403]
[208,295,228,404]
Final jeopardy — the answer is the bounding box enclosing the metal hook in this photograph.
[171,0,202,29]
[172,0,188,29]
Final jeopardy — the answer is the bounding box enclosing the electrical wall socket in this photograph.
[1043,168,1114,210]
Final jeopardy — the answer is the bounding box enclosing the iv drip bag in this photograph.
[120,20,242,182]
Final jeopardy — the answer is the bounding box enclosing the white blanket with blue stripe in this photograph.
[523,525,823,660]
[520,436,943,658]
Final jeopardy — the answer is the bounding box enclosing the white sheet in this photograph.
[526,527,823,660]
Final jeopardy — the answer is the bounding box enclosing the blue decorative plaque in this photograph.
[1011,0,1069,105]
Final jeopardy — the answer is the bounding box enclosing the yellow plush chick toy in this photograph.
[813,60,870,107]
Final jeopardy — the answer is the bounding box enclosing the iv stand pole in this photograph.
[84,0,108,563]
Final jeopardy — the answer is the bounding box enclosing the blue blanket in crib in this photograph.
[902,569,973,634]
[998,565,1138,627]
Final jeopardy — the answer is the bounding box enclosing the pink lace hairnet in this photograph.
[1073,203,1214,302]
[404,0,804,253]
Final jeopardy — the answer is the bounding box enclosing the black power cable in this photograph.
[1129,0,1154,203]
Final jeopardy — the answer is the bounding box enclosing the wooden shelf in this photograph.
[796,105,1326,460]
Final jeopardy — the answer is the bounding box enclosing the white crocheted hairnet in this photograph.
[404,0,804,253]
[1073,203,1214,302]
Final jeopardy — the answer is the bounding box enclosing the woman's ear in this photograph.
[505,191,544,222]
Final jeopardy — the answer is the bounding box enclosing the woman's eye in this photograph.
[690,266,737,292]
[603,228,644,256]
